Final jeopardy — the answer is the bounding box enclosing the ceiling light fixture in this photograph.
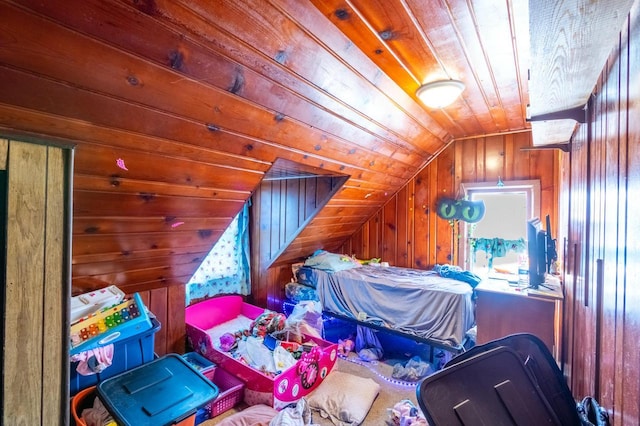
[416,79,465,109]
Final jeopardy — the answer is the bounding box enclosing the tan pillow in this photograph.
[306,371,380,425]
[213,404,278,426]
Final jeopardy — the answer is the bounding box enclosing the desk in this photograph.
[475,276,563,361]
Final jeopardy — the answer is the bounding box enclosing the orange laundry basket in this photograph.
[71,386,98,426]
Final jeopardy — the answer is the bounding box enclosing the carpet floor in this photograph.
[206,353,422,425]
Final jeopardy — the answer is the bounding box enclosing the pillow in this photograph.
[303,250,361,273]
[213,404,278,426]
[307,371,380,425]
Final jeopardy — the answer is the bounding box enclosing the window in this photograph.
[185,203,251,305]
[460,180,540,276]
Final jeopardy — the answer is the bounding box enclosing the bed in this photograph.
[297,251,477,352]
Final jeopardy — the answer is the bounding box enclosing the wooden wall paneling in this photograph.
[599,42,622,406]
[13,0,421,159]
[74,142,266,190]
[476,137,487,182]
[258,182,271,264]
[412,167,430,268]
[368,211,382,259]
[146,287,168,356]
[5,141,47,425]
[166,284,187,354]
[382,195,398,265]
[428,157,440,267]
[344,133,561,274]
[569,126,589,396]
[460,139,478,183]
[138,285,187,356]
[512,132,532,181]
[617,6,640,423]
[0,139,6,168]
[614,23,630,419]
[557,141,571,369]
[42,146,70,423]
[73,230,224,258]
[434,145,455,266]
[270,182,283,261]
[453,142,463,265]
[503,134,515,181]
[357,222,368,259]
[3,140,70,425]
[396,183,412,268]
[484,135,504,185]
[255,173,348,308]
[0,2,423,180]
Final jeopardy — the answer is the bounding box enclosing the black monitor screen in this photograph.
[527,217,547,288]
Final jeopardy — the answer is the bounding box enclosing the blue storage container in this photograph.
[70,317,161,396]
[97,353,219,426]
[182,351,216,379]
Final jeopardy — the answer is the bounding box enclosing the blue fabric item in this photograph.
[469,237,525,268]
[433,264,482,288]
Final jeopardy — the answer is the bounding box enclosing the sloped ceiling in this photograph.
[0,0,533,291]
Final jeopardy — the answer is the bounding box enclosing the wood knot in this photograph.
[126,75,140,86]
[228,71,245,94]
[84,226,99,234]
[139,192,156,202]
[335,9,349,20]
[274,50,287,65]
[379,30,395,40]
[168,50,184,70]
[198,229,213,239]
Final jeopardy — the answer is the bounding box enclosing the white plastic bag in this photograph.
[285,300,324,338]
[273,345,297,373]
[238,336,277,373]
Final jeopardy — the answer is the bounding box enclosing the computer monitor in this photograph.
[527,217,547,288]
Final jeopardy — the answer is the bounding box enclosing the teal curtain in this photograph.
[185,203,251,305]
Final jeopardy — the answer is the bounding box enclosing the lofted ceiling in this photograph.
[0,0,625,293]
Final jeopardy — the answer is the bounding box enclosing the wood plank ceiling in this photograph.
[0,0,532,293]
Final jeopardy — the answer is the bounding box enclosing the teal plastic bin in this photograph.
[97,353,219,426]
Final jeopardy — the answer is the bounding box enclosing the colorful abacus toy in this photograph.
[70,292,152,355]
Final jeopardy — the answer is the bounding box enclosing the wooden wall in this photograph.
[561,3,640,423]
[339,132,561,269]
[2,139,72,425]
[251,173,347,310]
[0,0,456,357]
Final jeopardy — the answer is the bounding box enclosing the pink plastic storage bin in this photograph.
[208,367,245,417]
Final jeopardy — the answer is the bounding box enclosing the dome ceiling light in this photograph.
[416,79,465,109]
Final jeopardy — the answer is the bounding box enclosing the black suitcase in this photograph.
[416,333,582,426]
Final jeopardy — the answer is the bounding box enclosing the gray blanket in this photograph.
[313,265,476,349]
